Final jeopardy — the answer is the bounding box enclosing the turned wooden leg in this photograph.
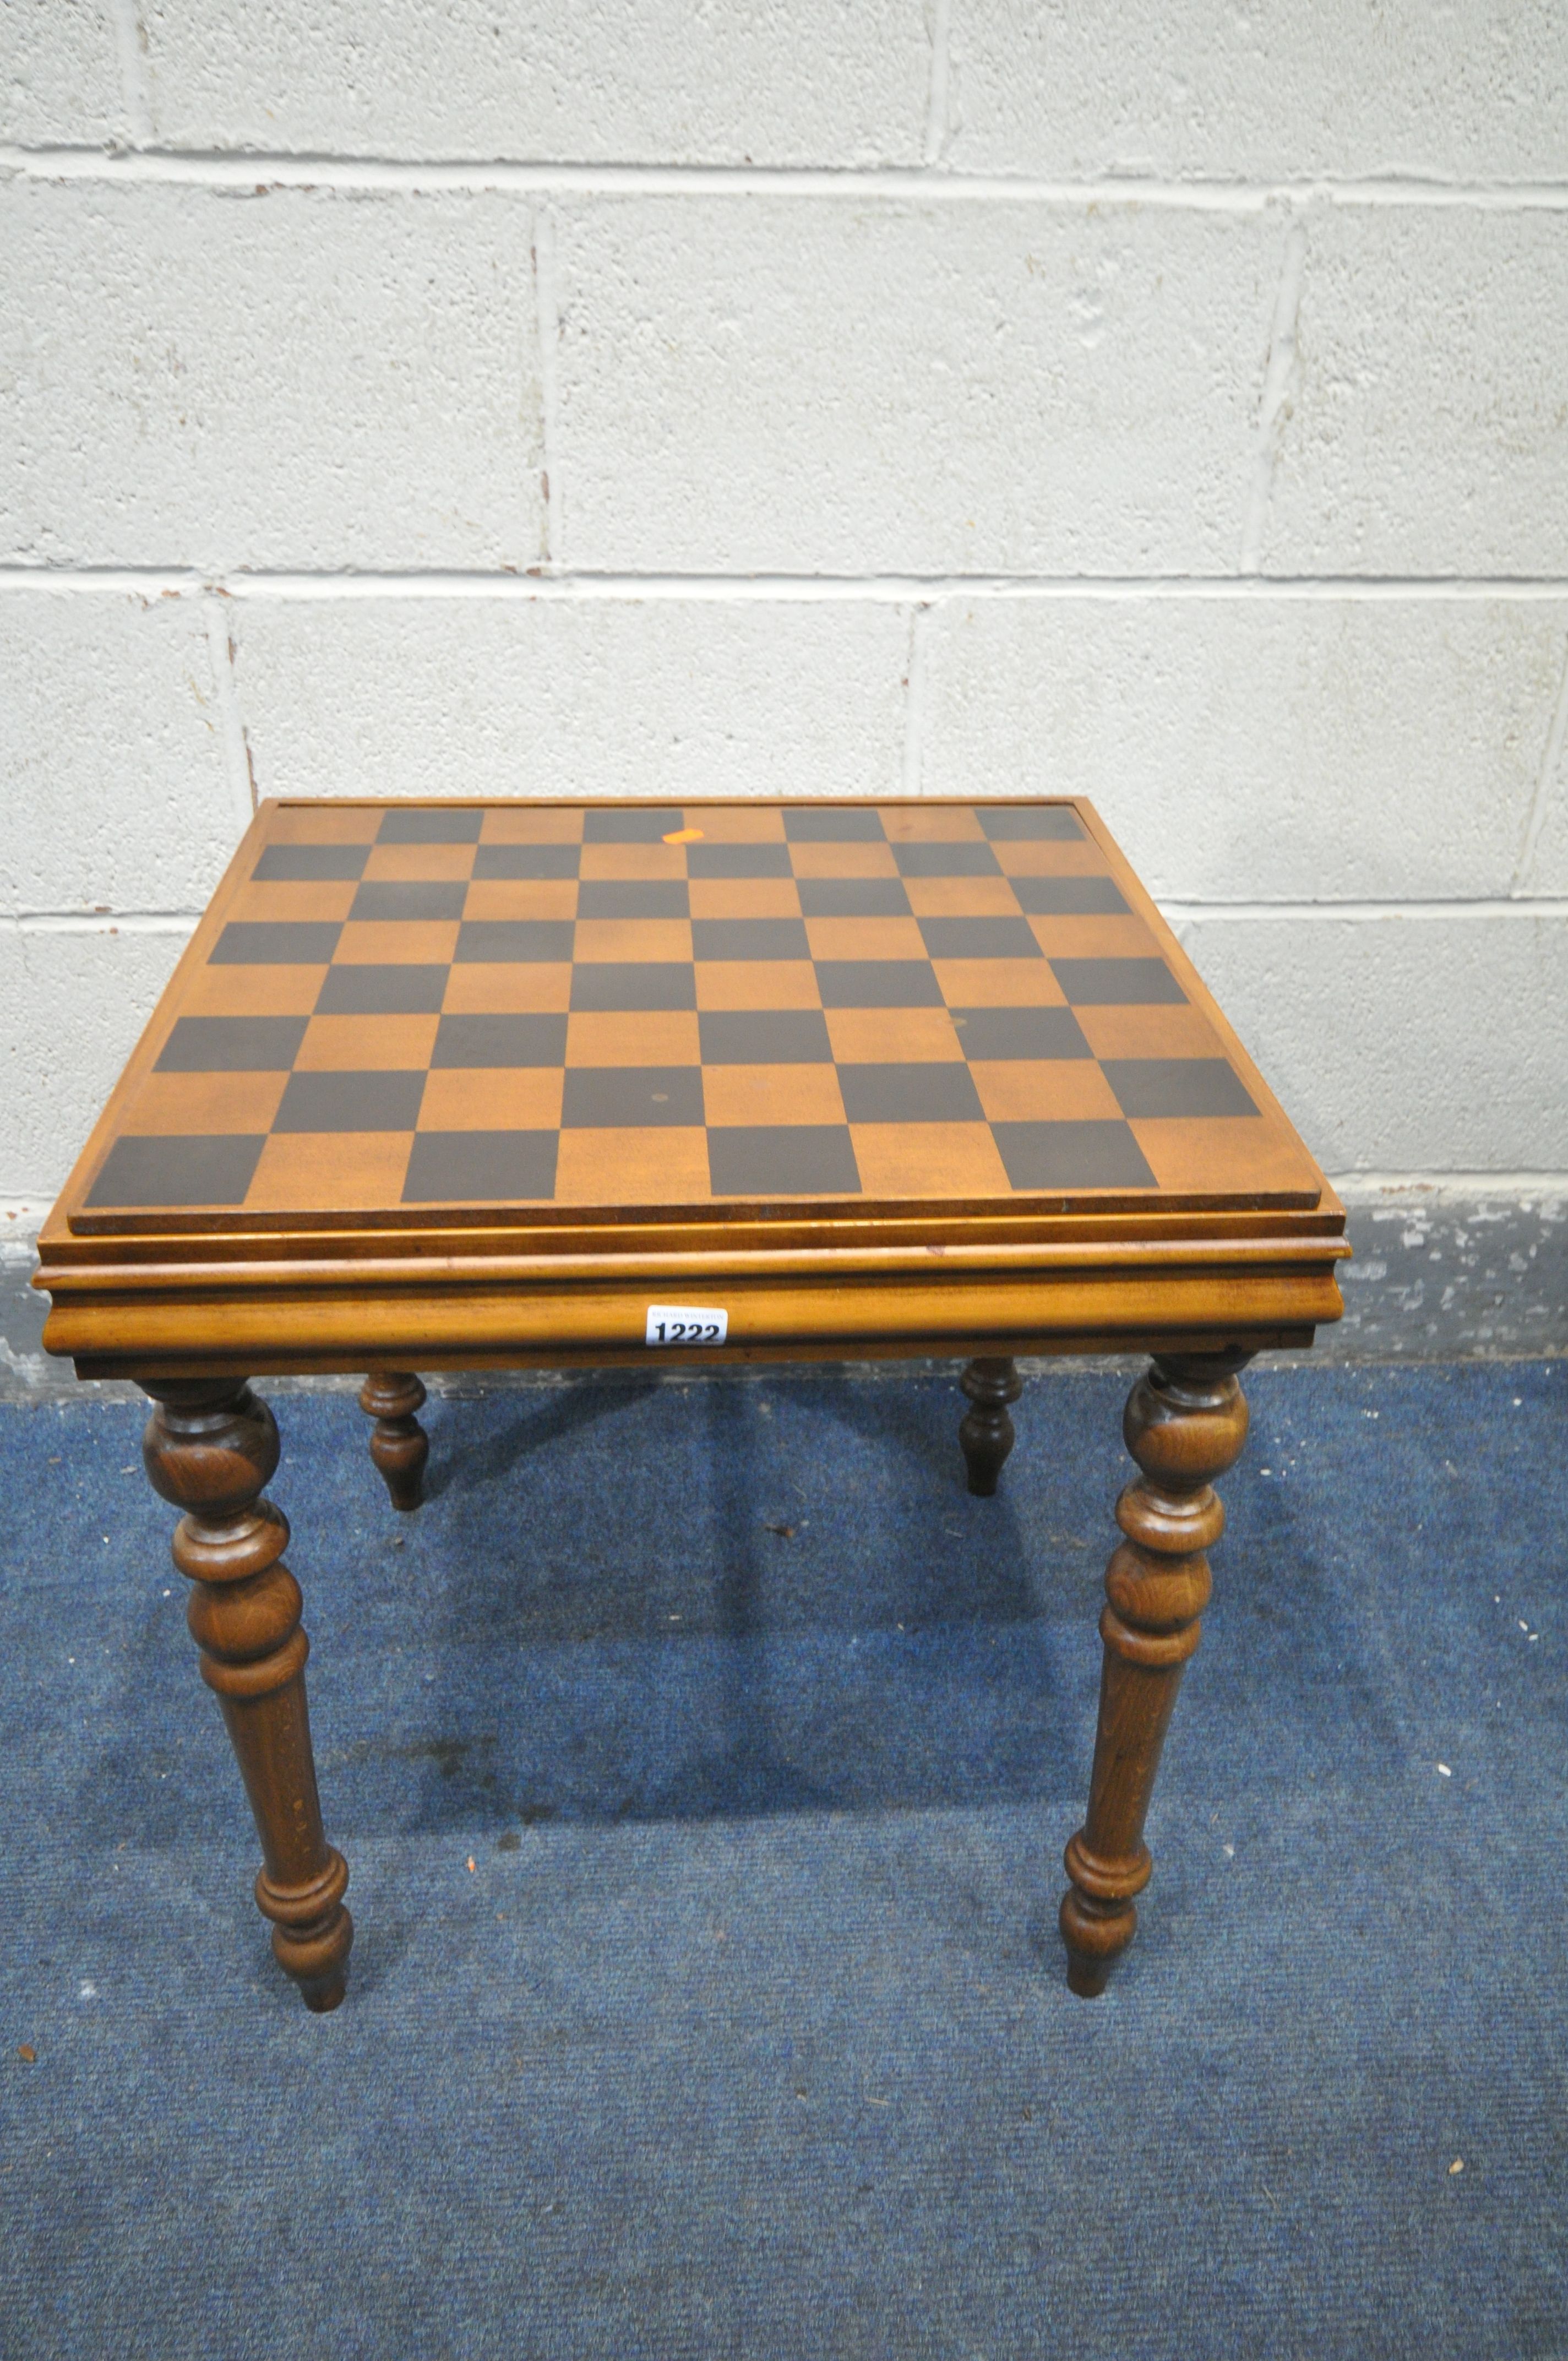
[959,1356,1022,1495]
[358,1370,429,1511]
[142,1379,353,2013]
[1060,1350,1251,1997]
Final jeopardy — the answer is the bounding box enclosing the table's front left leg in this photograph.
[142,1378,353,2012]
[1060,1351,1251,1997]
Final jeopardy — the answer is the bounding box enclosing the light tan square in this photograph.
[186,965,326,1016]
[931,959,1067,1008]
[1075,1005,1225,1060]
[695,961,821,1011]
[462,880,578,922]
[901,877,1022,917]
[993,840,1118,878]
[804,916,927,962]
[565,1011,702,1065]
[266,806,380,845]
[848,1122,1012,1199]
[296,1014,440,1070]
[362,844,477,883]
[1026,914,1161,960]
[787,842,899,880]
[824,1008,966,1063]
[579,844,687,881]
[879,804,984,841]
[687,806,786,841]
[121,1070,288,1136]
[1130,1118,1321,1201]
[244,1131,414,1213]
[418,1068,563,1130]
[228,880,356,924]
[335,920,461,965]
[700,1065,845,1127]
[553,1127,711,1206]
[479,807,584,842]
[443,963,572,1013]
[970,1060,1123,1123]
[688,878,802,919]
[573,917,693,964]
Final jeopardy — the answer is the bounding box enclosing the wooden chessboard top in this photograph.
[57,797,1329,1239]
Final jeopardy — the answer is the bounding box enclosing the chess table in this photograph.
[34,796,1346,2011]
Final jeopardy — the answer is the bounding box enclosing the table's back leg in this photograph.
[142,1378,354,2012]
[1059,1351,1251,1996]
[959,1356,1023,1495]
[358,1371,429,1511]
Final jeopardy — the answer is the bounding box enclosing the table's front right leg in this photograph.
[141,1378,353,2012]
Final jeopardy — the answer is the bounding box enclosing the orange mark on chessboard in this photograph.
[663,828,705,843]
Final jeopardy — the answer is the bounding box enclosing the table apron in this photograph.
[43,1260,1343,1375]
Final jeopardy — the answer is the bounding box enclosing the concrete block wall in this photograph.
[2,2,1565,1362]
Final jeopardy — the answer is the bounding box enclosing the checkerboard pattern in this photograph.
[82,802,1313,1217]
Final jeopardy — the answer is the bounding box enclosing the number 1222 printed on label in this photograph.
[645,1305,729,1346]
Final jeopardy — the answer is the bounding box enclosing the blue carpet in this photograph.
[0,1361,1564,2359]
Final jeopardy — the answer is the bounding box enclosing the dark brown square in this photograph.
[815,961,943,1008]
[562,1068,706,1127]
[698,1010,834,1064]
[349,880,469,923]
[893,844,1001,879]
[473,844,581,880]
[687,843,793,879]
[1102,1059,1258,1118]
[569,964,696,1012]
[990,1121,1157,1189]
[456,920,575,964]
[155,1015,309,1072]
[1051,958,1186,1006]
[211,921,343,965]
[836,1063,986,1123]
[783,808,885,842]
[917,916,1042,961]
[579,880,689,918]
[252,845,369,882]
[707,1125,862,1195]
[583,807,684,842]
[85,1134,266,1209]
[976,806,1085,840]
[949,1007,1091,1061]
[378,808,484,843]
[432,1013,569,1068]
[797,878,912,918]
[693,918,810,962]
[274,1070,427,1132]
[402,1130,558,1203]
[317,965,449,1015]
[1011,875,1129,916]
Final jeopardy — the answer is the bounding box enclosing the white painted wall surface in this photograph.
[2,0,1566,1220]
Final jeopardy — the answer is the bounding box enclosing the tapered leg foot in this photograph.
[959,1356,1022,1495]
[143,1379,354,2012]
[359,1371,429,1511]
[1059,1351,1251,1997]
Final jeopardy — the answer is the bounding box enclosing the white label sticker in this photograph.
[645,1304,729,1347]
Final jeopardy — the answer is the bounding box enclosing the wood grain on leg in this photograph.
[959,1356,1022,1495]
[359,1371,429,1511]
[142,1379,353,2012]
[1060,1351,1250,1997]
